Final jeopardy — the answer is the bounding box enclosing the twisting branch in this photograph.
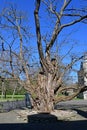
[45,0,87,55]
[61,15,87,29]
[46,0,72,52]
[34,0,49,74]
[34,0,44,61]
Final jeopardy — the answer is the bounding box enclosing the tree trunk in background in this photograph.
[1,81,4,99]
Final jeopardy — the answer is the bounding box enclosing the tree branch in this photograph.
[34,0,49,73]
[46,0,72,52]
[34,0,44,60]
[61,15,87,29]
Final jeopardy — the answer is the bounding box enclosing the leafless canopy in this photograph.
[0,1,87,111]
[34,0,87,111]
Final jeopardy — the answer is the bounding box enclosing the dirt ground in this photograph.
[0,100,87,123]
[0,103,87,130]
[0,107,87,123]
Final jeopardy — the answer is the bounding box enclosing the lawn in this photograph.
[0,95,25,102]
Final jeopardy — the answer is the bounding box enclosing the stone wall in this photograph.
[0,100,26,112]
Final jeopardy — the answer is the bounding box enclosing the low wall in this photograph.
[0,100,26,112]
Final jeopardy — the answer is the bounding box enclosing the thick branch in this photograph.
[34,0,44,62]
[55,85,87,104]
[34,0,49,73]
[54,87,82,104]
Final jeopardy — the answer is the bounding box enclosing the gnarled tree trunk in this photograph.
[37,72,54,112]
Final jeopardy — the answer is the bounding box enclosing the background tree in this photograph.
[0,5,39,99]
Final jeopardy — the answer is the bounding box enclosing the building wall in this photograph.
[83,55,87,86]
[78,53,87,99]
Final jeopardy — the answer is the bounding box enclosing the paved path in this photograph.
[0,110,25,123]
[56,100,87,109]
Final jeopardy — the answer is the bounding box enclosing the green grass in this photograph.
[73,97,83,100]
[0,95,25,102]
[0,94,25,98]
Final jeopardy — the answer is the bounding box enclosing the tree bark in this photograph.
[37,72,54,112]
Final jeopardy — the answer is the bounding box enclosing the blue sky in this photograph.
[0,0,87,75]
[0,0,86,52]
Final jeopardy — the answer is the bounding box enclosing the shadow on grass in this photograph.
[0,111,87,130]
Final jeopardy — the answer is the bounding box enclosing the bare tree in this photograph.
[34,0,87,111]
[0,1,87,112]
[0,5,39,99]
